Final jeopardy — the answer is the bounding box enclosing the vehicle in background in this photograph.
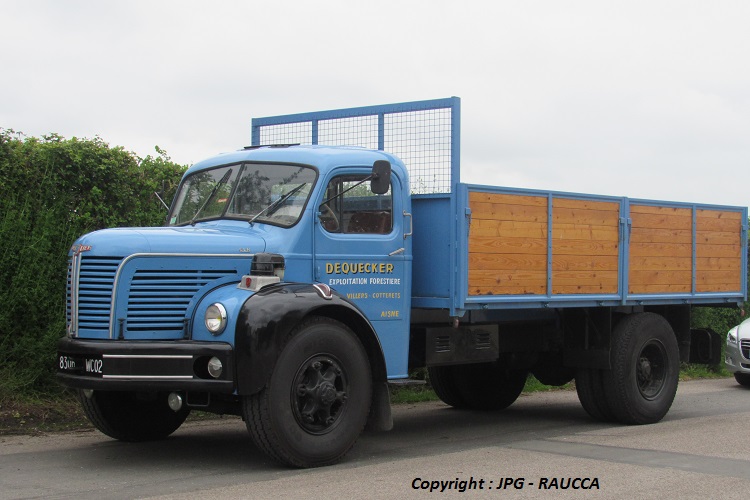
[726,317,750,386]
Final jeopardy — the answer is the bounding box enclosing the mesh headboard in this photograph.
[251,97,460,194]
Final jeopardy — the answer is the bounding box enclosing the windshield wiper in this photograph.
[249,183,306,226]
[189,169,233,226]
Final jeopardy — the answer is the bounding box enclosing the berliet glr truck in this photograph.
[58,97,748,467]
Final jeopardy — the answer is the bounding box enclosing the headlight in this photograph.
[728,327,738,345]
[205,303,227,335]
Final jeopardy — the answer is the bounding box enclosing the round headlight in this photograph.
[205,303,227,335]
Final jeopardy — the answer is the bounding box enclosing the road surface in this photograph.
[2,378,750,499]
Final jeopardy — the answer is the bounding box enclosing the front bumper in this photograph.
[56,337,235,393]
[725,339,750,375]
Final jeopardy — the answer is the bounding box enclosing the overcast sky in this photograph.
[2,0,749,208]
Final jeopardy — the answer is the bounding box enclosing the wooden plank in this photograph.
[630,270,692,286]
[695,257,741,271]
[554,284,617,294]
[630,212,692,230]
[629,283,692,293]
[469,253,547,271]
[696,230,741,246]
[630,205,692,217]
[552,223,619,241]
[468,269,546,296]
[469,236,547,255]
[696,270,742,287]
[469,192,547,207]
[470,219,546,238]
[696,215,742,232]
[552,207,620,226]
[695,243,742,258]
[552,239,619,256]
[552,255,619,271]
[629,242,692,258]
[696,282,742,293]
[471,202,547,223]
[630,256,692,271]
[552,198,619,211]
[630,227,692,244]
[696,209,743,221]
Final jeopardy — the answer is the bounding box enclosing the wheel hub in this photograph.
[292,356,348,434]
[637,341,666,400]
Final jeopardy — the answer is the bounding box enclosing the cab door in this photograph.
[313,167,411,379]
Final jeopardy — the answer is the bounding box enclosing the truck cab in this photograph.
[59,145,410,467]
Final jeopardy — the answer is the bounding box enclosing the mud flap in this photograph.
[689,328,722,365]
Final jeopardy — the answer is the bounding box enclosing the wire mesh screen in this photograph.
[318,116,379,149]
[384,108,452,194]
[252,98,459,194]
[258,122,313,146]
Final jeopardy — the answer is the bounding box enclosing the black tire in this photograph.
[243,317,372,468]
[78,390,190,442]
[575,368,616,422]
[734,373,750,387]
[452,361,528,411]
[428,365,468,408]
[603,313,679,425]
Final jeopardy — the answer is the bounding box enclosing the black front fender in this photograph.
[234,282,384,395]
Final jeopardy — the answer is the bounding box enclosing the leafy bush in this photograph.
[0,130,186,397]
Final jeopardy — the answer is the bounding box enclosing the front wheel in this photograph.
[78,390,190,441]
[734,373,750,387]
[603,313,679,425]
[243,317,372,468]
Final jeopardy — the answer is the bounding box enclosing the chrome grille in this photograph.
[741,339,750,359]
[67,256,121,335]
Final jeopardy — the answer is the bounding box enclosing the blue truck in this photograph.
[57,97,748,467]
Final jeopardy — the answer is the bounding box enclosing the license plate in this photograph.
[58,355,103,376]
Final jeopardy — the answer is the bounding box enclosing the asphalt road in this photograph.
[2,378,750,499]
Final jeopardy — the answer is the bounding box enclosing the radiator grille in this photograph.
[126,269,237,334]
[68,256,240,338]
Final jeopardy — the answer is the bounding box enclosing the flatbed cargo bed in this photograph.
[412,184,748,315]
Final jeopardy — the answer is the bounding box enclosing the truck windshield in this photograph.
[169,163,317,227]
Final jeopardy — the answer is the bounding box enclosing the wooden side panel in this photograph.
[469,191,744,299]
[551,198,620,294]
[696,209,742,292]
[628,205,692,294]
[469,192,547,295]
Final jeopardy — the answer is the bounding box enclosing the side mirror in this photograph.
[370,160,391,195]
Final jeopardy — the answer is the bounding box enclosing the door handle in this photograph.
[403,211,413,239]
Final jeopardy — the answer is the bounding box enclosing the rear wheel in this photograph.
[457,362,527,410]
[603,313,679,424]
[428,365,468,408]
[243,317,372,468]
[575,368,615,422]
[78,390,190,441]
[430,361,527,411]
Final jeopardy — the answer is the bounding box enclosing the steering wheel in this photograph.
[319,204,339,232]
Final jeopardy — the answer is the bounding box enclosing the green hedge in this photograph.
[0,130,186,396]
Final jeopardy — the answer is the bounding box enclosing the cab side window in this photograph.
[319,174,392,234]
